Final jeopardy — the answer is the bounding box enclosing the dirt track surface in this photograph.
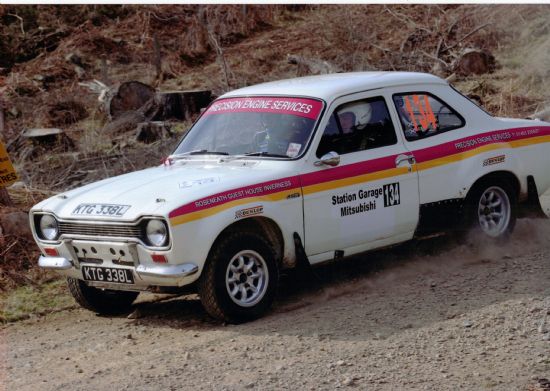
[3,219,550,391]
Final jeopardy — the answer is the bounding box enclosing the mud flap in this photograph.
[519,176,548,219]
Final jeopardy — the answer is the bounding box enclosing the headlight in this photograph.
[145,219,168,247]
[38,214,59,241]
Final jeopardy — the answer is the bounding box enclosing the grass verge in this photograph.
[0,278,75,323]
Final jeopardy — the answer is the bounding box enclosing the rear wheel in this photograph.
[465,178,517,240]
[67,277,139,315]
[198,232,279,323]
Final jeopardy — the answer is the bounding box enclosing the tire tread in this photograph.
[198,231,278,323]
[67,277,138,315]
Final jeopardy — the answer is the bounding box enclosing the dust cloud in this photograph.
[299,217,550,304]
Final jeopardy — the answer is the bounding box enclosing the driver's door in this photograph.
[301,93,420,261]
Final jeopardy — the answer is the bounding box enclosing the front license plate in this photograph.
[82,266,134,284]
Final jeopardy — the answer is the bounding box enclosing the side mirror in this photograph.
[315,151,340,167]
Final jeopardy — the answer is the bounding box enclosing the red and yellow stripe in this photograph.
[169,125,550,226]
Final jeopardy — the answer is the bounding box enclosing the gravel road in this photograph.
[3,217,550,391]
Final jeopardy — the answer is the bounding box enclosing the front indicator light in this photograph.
[151,254,167,264]
[43,248,59,256]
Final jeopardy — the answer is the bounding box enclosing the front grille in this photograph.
[58,221,142,239]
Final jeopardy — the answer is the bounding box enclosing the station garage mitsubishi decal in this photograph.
[332,183,400,217]
[204,96,324,119]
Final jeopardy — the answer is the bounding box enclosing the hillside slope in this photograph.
[0,4,549,289]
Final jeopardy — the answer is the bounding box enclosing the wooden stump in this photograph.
[154,90,213,121]
[136,121,172,143]
[108,81,156,120]
[22,128,74,149]
[454,49,496,76]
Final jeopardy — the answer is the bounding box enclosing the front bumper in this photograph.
[135,263,198,278]
[39,256,72,270]
[37,239,200,290]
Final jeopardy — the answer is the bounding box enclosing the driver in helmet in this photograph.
[338,111,356,134]
[337,102,373,133]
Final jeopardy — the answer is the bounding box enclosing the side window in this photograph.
[316,97,397,158]
[393,93,465,141]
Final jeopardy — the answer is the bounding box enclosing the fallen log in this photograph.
[80,80,214,124]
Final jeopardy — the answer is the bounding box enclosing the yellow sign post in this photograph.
[0,140,17,188]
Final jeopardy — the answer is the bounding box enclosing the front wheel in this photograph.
[465,178,517,240]
[67,277,139,315]
[198,232,279,323]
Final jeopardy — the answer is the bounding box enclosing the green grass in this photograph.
[0,279,75,323]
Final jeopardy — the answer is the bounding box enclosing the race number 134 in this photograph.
[383,183,400,207]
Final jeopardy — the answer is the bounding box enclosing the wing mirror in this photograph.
[315,151,340,167]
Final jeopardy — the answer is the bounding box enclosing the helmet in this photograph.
[338,101,372,130]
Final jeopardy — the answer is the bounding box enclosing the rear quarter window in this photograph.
[393,92,465,142]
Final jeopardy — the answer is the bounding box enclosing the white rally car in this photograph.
[31,72,550,322]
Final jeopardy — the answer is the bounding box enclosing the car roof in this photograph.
[221,72,447,101]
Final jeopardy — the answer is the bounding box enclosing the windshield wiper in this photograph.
[242,152,289,158]
[221,152,290,162]
[189,150,229,155]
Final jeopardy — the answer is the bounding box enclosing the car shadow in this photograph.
[126,219,550,341]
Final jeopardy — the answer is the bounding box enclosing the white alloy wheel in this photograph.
[225,250,269,307]
[477,186,511,238]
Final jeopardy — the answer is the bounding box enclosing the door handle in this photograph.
[395,154,416,167]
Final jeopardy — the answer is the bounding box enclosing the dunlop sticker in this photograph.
[235,205,264,219]
[483,155,505,167]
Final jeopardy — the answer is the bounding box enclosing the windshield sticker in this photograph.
[71,204,131,217]
[204,97,323,120]
[286,143,301,158]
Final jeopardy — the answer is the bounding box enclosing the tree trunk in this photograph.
[0,188,13,206]
[154,90,213,121]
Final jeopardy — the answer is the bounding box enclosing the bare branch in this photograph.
[7,13,25,36]
[443,23,492,53]
[420,50,449,67]
[207,26,231,91]
[383,6,432,34]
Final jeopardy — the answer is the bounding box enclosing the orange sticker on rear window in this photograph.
[404,95,437,133]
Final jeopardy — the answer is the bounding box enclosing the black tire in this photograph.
[198,231,279,323]
[463,177,517,240]
[67,277,139,315]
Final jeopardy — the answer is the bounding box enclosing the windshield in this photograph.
[173,96,324,158]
